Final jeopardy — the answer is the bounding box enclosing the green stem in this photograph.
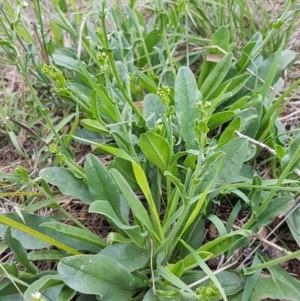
[52,204,88,230]
[132,10,152,69]
[99,0,110,47]
[162,26,176,77]
[252,0,292,58]
[188,130,205,199]
[244,142,300,229]
[33,0,48,58]
[64,158,86,179]
[158,124,207,259]
[154,200,190,258]
[104,76,139,164]
[222,184,300,192]
[258,79,300,141]
[37,184,90,231]
[107,52,143,118]
[20,63,70,158]
[166,115,174,199]
[98,1,142,118]
[244,248,300,273]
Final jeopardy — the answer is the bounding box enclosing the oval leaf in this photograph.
[175,67,202,150]
[58,255,138,300]
[140,132,171,172]
[99,243,150,272]
[85,154,123,219]
[39,168,94,204]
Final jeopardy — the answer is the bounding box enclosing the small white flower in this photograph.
[31,292,44,301]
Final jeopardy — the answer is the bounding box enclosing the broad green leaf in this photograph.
[108,157,139,191]
[58,285,76,301]
[143,94,166,128]
[80,118,109,134]
[200,53,233,102]
[65,84,91,112]
[236,41,256,71]
[218,117,241,148]
[136,71,158,94]
[75,294,98,301]
[175,67,202,150]
[207,111,235,130]
[110,169,153,232]
[109,124,133,153]
[230,265,300,301]
[228,96,251,112]
[89,200,147,247]
[195,152,224,196]
[27,250,68,261]
[209,74,251,104]
[99,243,150,272]
[143,289,159,301]
[0,213,91,253]
[85,154,123,219]
[72,138,162,238]
[24,274,62,301]
[281,134,300,172]
[115,61,130,90]
[182,271,245,296]
[249,174,263,217]
[140,132,171,172]
[179,217,206,259]
[41,222,106,248]
[52,48,81,71]
[0,263,18,278]
[4,227,37,275]
[250,196,292,232]
[207,214,227,237]
[199,152,224,178]
[58,255,139,300]
[198,27,230,87]
[215,138,256,186]
[238,108,259,139]
[39,168,94,204]
[183,230,251,269]
[287,205,300,247]
[139,28,162,67]
[169,261,185,278]
[74,128,111,145]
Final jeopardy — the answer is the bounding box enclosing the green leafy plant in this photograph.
[0,0,300,301]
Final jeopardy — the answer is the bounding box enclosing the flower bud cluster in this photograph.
[48,142,60,154]
[196,282,221,301]
[41,64,66,89]
[97,52,108,65]
[96,52,110,75]
[157,85,171,105]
